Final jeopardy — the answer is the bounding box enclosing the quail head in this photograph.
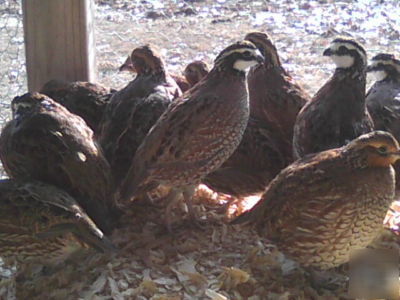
[99,45,181,185]
[293,36,374,159]
[170,60,210,93]
[183,60,210,88]
[0,93,116,233]
[117,41,264,229]
[40,79,115,135]
[0,179,115,265]
[245,31,310,163]
[233,131,399,270]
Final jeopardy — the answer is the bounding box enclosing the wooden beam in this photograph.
[22,0,96,92]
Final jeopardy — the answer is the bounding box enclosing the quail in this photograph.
[120,55,209,93]
[293,36,374,159]
[202,32,308,197]
[0,93,116,233]
[0,179,115,265]
[99,45,181,185]
[366,54,400,191]
[117,41,264,228]
[40,79,115,135]
[203,117,285,197]
[245,31,310,163]
[366,53,400,136]
[183,60,210,89]
[233,131,398,270]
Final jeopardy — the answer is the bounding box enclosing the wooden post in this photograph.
[22,0,96,92]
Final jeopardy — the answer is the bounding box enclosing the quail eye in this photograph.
[338,45,348,53]
[377,146,388,154]
[243,51,252,58]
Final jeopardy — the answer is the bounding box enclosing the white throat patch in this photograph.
[369,70,387,81]
[233,59,259,71]
[330,55,354,68]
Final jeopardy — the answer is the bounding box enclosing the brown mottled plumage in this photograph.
[245,31,310,163]
[0,179,115,265]
[203,32,308,197]
[100,45,181,185]
[40,79,115,134]
[233,131,398,270]
[293,37,374,159]
[0,93,116,233]
[203,117,285,197]
[117,41,264,228]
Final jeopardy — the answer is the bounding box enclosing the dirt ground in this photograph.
[1,0,400,299]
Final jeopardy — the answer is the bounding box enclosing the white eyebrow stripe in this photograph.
[369,60,400,73]
[216,47,260,63]
[328,41,367,66]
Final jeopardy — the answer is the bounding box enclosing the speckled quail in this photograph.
[233,131,398,270]
[203,117,285,197]
[245,31,310,163]
[0,179,115,265]
[293,37,374,159]
[203,32,308,197]
[40,79,115,135]
[0,93,116,233]
[99,45,181,185]
[117,41,264,228]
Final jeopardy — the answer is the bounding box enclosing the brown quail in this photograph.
[40,79,115,135]
[117,41,264,228]
[245,31,310,163]
[0,179,115,265]
[0,93,116,233]
[183,60,210,89]
[203,32,307,197]
[99,45,181,185]
[203,117,285,197]
[119,55,209,93]
[233,131,398,270]
[293,37,374,159]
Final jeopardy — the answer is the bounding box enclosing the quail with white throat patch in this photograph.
[293,36,373,159]
[366,53,400,191]
[203,32,311,197]
[366,53,400,135]
[117,41,263,230]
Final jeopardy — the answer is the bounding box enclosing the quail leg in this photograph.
[182,185,205,229]
[307,268,348,291]
[164,187,182,233]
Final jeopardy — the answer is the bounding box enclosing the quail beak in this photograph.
[388,151,400,162]
[119,56,135,73]
[255,52,265,64]
[323,48,333,57]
